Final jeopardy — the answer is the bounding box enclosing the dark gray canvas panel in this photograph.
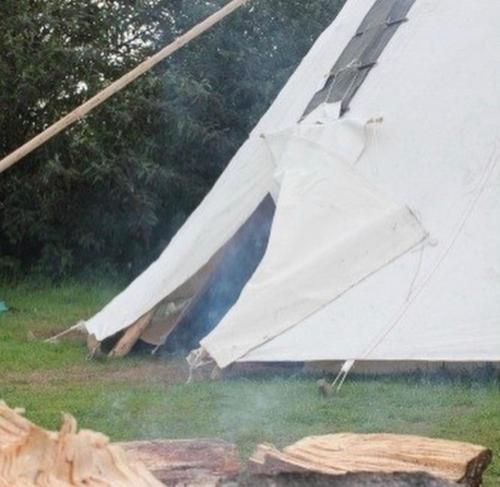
[356,0,414,35]
[302,0,416,119]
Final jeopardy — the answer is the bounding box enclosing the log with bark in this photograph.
[248,433,491,487]
[118,439,241,486]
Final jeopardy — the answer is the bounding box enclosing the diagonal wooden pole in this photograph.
[0,0,249,174]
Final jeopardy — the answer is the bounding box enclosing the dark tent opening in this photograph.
[161,194,276,354]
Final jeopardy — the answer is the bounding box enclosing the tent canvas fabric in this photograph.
[84,0,500,368]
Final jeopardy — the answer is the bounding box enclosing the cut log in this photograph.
[0,401,163,487]
[248,434,491,487]
[108,310,154,358]
[118,439,241,486]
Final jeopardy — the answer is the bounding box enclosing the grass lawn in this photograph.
[1,281,499,485]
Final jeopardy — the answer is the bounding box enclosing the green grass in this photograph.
[1,282,499,485]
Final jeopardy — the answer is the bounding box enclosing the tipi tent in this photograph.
[82,0,500,369]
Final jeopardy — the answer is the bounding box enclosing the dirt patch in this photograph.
[5,360,189,386]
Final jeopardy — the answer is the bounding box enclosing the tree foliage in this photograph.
[0,0,344,279]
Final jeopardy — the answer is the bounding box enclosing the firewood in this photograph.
[248,433,491,487]
[118,439,241,486]
[0,402,163,487]
[108,310,154,358]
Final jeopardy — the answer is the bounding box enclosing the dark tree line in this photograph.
[0,0,344,280]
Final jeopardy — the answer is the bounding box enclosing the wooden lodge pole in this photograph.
[0,0,249,174]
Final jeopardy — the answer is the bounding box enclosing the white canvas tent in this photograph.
[83,0,500,369]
